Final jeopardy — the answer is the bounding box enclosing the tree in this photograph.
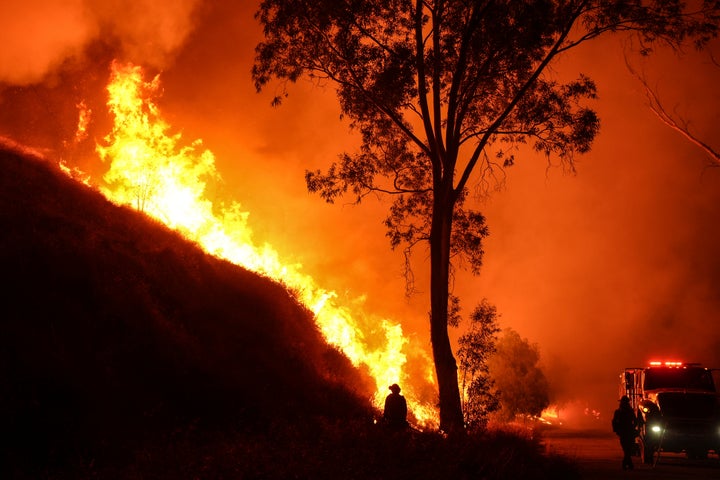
[488,328,549,421]
[252,1,720,433]
[456,299,501,430]
[626,55,720,166]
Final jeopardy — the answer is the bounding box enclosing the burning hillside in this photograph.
[54,59,437,424]
[0,142,375,468]
[0,140,580,480]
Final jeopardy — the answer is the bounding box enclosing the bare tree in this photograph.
[627,55,720,167]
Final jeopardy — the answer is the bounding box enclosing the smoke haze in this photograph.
[0,0,200,85]
[0,0,92,85]
[2,1,719,422]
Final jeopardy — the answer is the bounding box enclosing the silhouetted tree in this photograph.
[488,328,549,421]
[253,0,720,433]
[457,299,500,430]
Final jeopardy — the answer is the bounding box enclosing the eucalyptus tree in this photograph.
[253,0,719,433]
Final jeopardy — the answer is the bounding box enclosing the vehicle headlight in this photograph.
[650,425,662,434]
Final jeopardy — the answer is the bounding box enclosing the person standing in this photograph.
[612,395,638,470]
[383,384,408,430]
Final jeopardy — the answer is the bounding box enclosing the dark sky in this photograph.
[2,0,720,420]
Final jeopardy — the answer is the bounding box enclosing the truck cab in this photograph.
[620,362,720,464]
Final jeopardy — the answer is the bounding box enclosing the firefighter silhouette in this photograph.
[612,395,638,470]
[383,384,408,430]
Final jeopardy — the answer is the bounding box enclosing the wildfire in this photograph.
[74,101,91,143]
[94,61,437,426]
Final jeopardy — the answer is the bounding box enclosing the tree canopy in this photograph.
[253,0,720,433]
[488,328,550,420]
[457,299,501,430]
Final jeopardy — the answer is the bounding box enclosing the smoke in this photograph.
[0,0,201,86]
[0,0,92,85]
[88,0,201,67]
[467,38,720,417]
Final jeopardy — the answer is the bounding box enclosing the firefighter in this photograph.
[612,395,638,470]
[383,384,408,430]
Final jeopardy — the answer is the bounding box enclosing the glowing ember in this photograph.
[95,61,438,426]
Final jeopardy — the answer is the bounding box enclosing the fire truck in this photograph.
[620,361,720,464]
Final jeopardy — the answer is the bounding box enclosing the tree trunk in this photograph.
[429,193,465,434]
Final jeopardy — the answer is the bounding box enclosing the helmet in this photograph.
[389,384,401,393]
[620,395,630,404]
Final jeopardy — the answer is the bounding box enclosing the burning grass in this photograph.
[0,146,578,478]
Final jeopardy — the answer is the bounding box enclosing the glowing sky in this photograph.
[1,0,719,418]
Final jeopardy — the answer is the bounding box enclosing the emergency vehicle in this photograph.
[620,361,720,464]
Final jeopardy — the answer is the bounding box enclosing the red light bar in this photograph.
[649,361,684,367]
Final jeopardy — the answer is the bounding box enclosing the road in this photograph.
[540,425,720,479]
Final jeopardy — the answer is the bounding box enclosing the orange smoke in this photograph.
[92,60,437,427]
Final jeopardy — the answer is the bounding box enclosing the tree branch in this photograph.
[455,1,589,195]
[626,56,720,166]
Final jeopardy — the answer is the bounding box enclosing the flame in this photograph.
[74,101,91,143]
[58,160,92,186]
[94,61,438,427]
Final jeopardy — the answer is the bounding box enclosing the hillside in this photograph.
[0,144,375,473]
[0,144,580,479]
